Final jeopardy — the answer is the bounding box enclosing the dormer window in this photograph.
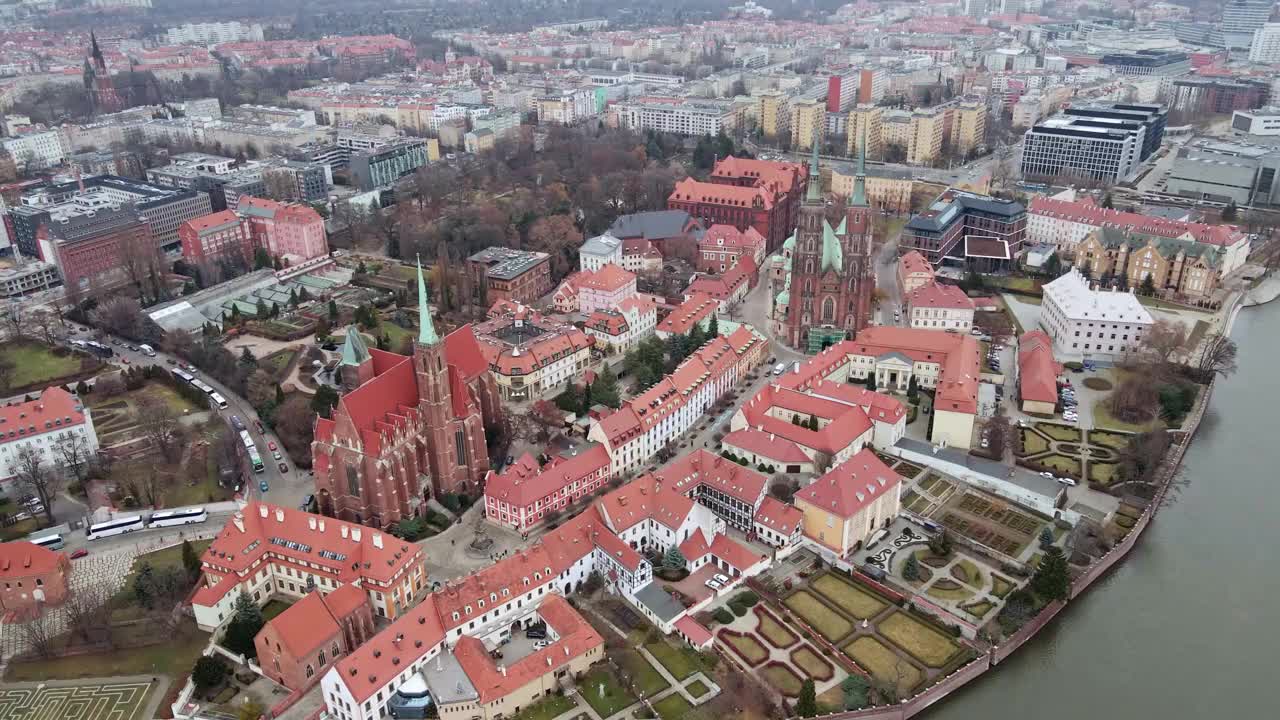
[490,592,497,602]
[451,612,459,621]
[464,606,472,615]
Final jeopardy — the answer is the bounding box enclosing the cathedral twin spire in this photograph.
[417,257,440,346]
[803,126,869,208]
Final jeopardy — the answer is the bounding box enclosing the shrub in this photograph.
[713,607,734,624]
[192,656,227,690]
[731,590,758,607]
[730,601,750,617]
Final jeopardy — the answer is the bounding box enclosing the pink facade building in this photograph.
[239,197,329,265]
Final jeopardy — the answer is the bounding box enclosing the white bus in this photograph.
[30,534,65,550]
[209,392,228,410]
[174,369,195,384]
[148,507,208,528]
[192,379,214,394]
[86,515,145,541]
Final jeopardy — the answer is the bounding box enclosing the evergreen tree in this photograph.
[792,414,802,425]
[865,372,877,391]
[1222,199,1238,222]
[806,415,819,431]
[797,679,818,718]
[222,590,265,658]
[1032,546,1070,601]
[133,561,156,608]
[299,286,312,302]
[1140,274,1156,296]
[255,298,268,319]
[240,347,257,365]
[662,545,687,570]
[181,539,202,582]
[907,376,919,402]
[903,553,920,581]
[289,288,299,306]
[707,314,719,338]
[254,247,272,270]
[1038,526,1055,549]
[590,365,622,409]
[312,385,340,418]
[275,384,285,405]
[328,299,339,321]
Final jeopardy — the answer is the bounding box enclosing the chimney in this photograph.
[308,517,317,530]
[352,528,362,542]
[319,520,326,533]
[341,526,349,539]
[259,505,268,518]
[373,533,383,549]
[275,509,285,522]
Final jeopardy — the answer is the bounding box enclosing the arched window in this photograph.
[822,297,835,322]
[305,664,314,678]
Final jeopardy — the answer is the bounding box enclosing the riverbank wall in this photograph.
[807,374,1219,719]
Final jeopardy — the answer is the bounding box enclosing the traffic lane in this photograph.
[57,510,238,553]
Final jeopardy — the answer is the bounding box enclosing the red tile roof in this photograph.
[183,209,242,235]
[0,541,65,578]
[655,448,768,505]
[669,177,775,210]
[898,250,933,277]
[709,533,766,572]
[907,282,975,311]
[708,156,807,196]
[846,327,980,415]
[331,594,446,703]
[657,293,719,335]
[200,503,422,587]
[674,615,714,647]
[796,449,902,519]
[0,386,88,447]
[485,445,610,509]
[260,585,367,658]
[578,263,636,292]
[753,496,803,536]
[443,326,490,382]
[597,476,694,533]
[723,428,811,465]
[1018,330,1061,404]
[1029,196,1245,247]
[452,595,603,704]
[737,384,873,456]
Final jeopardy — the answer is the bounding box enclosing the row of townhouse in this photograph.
[483,444,613,533]
[588,324,769,477]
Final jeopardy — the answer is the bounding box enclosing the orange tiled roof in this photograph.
[796,448,901,519]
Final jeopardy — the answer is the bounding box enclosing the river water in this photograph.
[933,304,1276,719]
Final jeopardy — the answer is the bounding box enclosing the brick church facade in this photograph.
[771,142,875,353]
[312,265,501,528]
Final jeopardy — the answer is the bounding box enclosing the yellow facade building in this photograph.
[830,170,914,214]
[790,98,826,152]
[908,106,947,166]
[847,104,884,160]
[949,101,986,158]
[795,448,902,557]
[759,91,790,141]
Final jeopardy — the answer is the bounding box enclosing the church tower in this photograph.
[83,32,123,115]
[841,126,876,334]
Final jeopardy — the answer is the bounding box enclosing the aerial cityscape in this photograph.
[0,1,1277,720]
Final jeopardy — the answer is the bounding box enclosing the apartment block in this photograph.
[790,99,826,152]
[758,91,790,141]
[846,104,884,160]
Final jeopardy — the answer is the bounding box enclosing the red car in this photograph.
[70,548,88,559]
[268,441,277,451]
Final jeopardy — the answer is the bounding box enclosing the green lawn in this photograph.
[1092,399,1162,433]
[1020,429,1050,456]
[783,591,854,642]
[0,516,40,541]
[1087,429,1132,450]
[5,619,209,682]
[654,692,695,720]
[1036,454,1082,478]
[645,639,707,680]
[791,645,834,681]
[1035,423,1081,443]
[960,599,995,620]
[991,575,1015,598]
[760,663,804,696]
[721,632,769,666]
[1,341,84,388]
[811,574,888,620]
[754,609,798,649]
[619,646,669,695]
[262,599,294,621]
[379,322,415,349]
[580,666,637,717]
[1088,462,1121,485]
[842,636,922,697]
[512,694,577,720]
[121,540,211,597]
[878,612,963,668]
[260,348,299,381]
[686,679,711,698]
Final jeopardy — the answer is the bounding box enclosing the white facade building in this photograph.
[579,233,624,272]
[1040,268,1153,362]
[615,98,738,137]
[1249,24,1280,63]
[164,21,264,46]
[0,387,98,488]
[2,130,69,172]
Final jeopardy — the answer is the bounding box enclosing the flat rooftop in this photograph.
[468,247,549,280]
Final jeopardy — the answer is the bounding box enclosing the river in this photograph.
[932,303,1276,719]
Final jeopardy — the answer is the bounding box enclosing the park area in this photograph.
[0,679,155,720]
[720,569,973,706]
[0,340,104,393]
[1016,422,1138,487]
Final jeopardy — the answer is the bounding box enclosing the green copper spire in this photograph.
[821,219,844,273]
[805,140,822,203]
[849,124,869,208]
[340,324,370,366]
[417,256,439,345]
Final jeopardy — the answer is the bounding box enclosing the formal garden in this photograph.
[1015,422,1137,487]
[718,570,975,708]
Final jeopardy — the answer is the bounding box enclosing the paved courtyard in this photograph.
[0,678,154,720]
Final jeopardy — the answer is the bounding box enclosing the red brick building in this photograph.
[179,210,252,268]
[47,211,155,294]
[667,156,807,254]
[0,541,71,618]
[466,247,553,305]
[696,224,767,274]
[254,585,375,691]
[313,265,502,528]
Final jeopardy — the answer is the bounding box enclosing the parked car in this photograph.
[705,578,723,590]
[166,358,177,365]
[713,573,730,585]
[1057,476,1078,487]
[981,438,990,448]
[278,462,289,473]
[259,480,269,492]
[70,548,89,559]
[533,640,550,650]
[301,494,314,511]
[255,420,266,434]
[273,451,283,460]
[526,625,547,640]
[1040,471,1055,479]
[268,441,277,451]
[121,357,130,364]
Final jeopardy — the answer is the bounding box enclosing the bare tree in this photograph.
[3,301,30,339]
[14,445,59,526]
[30,309,60,346]
[18,611,59,659]
[64,583,114,646]
[134,394,184,464]
[262,168,298,201]
[1195,333,1238,381]
[1140,319,1188,366]
[54,432,93,483]
[90,296,146,338]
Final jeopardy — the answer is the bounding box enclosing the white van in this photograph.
[772,362,787,376]
[138,344,156,357]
